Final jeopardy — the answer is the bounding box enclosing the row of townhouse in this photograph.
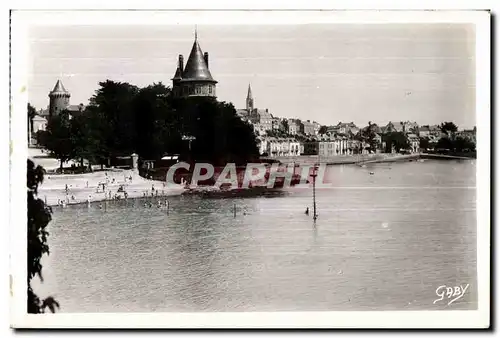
[318,139,365,157]
[258,137,302,157]
[238,107,322,137]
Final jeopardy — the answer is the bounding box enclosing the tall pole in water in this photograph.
[311,164,318,221]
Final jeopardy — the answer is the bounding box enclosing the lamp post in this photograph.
[311,163,318,222]
[182,135,196,152]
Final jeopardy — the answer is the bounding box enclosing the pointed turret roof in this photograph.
[247,84,253,100]
[181,38,216,83]
[50,79,70,95]
[172,66,182,81]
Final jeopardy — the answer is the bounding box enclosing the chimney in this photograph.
[178,55,184,73]
[204,52,209,68]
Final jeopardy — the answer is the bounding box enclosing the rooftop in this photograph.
[180,39,216,83]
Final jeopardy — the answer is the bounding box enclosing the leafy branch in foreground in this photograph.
[27,159,60,313]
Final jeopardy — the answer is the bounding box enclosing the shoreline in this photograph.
[266,152,475,166]
[37,169,185,207]
[35,153,475,207]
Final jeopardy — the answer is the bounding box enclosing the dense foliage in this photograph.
[358,121,379,152]
[439,122,458,136]
[435,136,475,152]
[382,132,410,153]
[27,159,59,313]
[38,81,259,168]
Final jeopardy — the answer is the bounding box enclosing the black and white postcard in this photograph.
[10,9,490,329]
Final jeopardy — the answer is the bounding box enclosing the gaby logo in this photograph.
[433,284,470,306]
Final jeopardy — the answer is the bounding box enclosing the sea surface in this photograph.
[33,160,478,312]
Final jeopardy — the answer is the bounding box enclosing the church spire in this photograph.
[246,83,254,111]
[247,83,253,100]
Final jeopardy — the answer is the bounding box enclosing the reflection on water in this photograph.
[33,160,477,312]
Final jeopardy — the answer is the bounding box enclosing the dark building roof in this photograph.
[50,79,70,96]
[67,104,85,112]
[181,39,216,83]
[172,66,183,81]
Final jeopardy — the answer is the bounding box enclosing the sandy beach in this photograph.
[36,169,185,207]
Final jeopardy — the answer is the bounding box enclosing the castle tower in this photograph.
[171,29,217,98]
[48,79,70,118]
[246,84,254,111]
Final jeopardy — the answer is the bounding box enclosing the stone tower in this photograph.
[48,79,70,118]
[246,84,254,111]
[171,30,217,98]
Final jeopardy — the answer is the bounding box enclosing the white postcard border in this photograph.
[10,9,490,329]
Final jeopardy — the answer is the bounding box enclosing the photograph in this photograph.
[11,9,490,329]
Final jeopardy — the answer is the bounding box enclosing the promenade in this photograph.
[29,148,184,207]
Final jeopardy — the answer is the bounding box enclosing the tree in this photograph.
[27,159,59,313]
[439,122,458,137]
[88,80,140,161]
[70,112,98,170]
[452,136,476,152]
[39,110,74,171]
[132,83,179,160]
[27,103,37,142]
[419,137,431,151]
[171,97,259,165]
[436,136,453,151]
[318,125,328,135]
[383,132,410,153]
[360,121,378,153]
[38,80,260,171]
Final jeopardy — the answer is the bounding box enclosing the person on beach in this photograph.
[99,204,103,209]
[86,181,89,188]
[305,207,309,215]
[157,200,162,208]
[65,184,69,194]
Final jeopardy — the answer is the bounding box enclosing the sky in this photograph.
[27,24,476,129]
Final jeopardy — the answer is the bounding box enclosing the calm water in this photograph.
[34,160,477,312]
